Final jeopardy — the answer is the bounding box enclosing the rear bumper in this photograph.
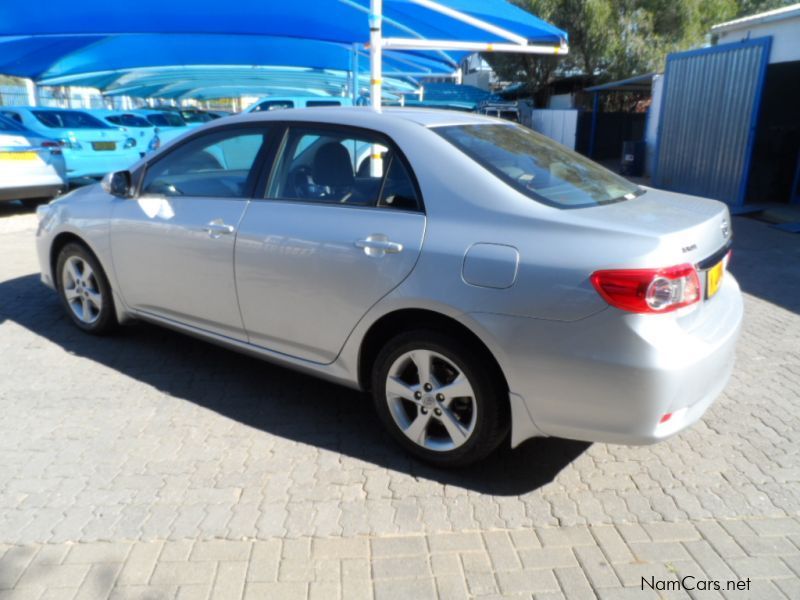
[0,183,64,202]
[472,273,743,446]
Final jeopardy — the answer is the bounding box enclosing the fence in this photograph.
[0,86,134,109]
[524,108,578,150]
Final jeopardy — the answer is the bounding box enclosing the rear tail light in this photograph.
[41,140,62,155]
[590,264,701,314]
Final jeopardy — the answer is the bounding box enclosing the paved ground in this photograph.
[0,202,798,598]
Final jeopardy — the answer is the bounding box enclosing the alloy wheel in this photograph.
[62,255,103,325]
[385,349,478,452]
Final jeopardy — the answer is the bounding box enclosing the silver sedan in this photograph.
[35,108,743,466]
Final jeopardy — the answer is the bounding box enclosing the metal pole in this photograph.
[369,0,382,112]
[588,92,599,159]
[352,43,360,104]
[25,79,39,106]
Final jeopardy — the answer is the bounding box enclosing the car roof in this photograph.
[229,106,506,129]
[5,106,88,112]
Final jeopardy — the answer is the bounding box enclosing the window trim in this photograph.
[135,123,281,200]
[258,121,425,214]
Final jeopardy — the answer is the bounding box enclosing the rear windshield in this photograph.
[145,113,186,127]
[106,114,153,128]
[180,110,214,123]
[32,110,111,130]
[435,123,642,208]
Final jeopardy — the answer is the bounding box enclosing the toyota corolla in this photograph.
[35,108,742,466]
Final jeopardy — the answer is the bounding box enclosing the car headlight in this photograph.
[58,138,83,150]
[124,137,137,149]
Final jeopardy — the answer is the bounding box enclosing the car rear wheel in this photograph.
[56,243,118,335]
[372,330,508,467]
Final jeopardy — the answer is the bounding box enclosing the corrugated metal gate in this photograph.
[653,37,771,206]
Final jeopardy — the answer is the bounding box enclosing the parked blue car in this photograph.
[133,110,192,146]
[0,107,142,180]
[92,110,161,156]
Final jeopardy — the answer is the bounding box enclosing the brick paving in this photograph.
[0,203,799,598]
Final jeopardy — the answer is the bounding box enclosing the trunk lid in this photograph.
[571,187,731,267]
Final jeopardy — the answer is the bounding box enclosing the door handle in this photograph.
[204,220,235,238]
[355,235,403,256]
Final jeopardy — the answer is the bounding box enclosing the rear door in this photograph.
[234,123,426,363]
[111,125,275,339]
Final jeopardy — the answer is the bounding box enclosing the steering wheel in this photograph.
[288,165,317,198]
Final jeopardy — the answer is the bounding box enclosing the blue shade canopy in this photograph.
[0,0,567,99]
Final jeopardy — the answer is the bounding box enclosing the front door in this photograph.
[235,124,426,363]
[111,126,273,339]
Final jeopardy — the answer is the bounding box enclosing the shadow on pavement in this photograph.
[729,216,800,315]
[0,272,588,496]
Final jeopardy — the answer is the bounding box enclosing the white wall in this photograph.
[716,17,800,63]
[529,109,578,149]
[547,93,574,109]
[645,74,664,177]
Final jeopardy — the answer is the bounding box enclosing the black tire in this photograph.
[371,329,508,467]
[21,198,48,210]
[55,242,118,335]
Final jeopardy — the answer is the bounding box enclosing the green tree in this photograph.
[483,0,792,95]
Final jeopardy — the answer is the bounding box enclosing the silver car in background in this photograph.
[34,108,742,466]
[0,114,66,206]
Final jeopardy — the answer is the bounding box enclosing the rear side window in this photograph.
[32,110,110,129]
[254,100,295,112]
[435,123,642,208]
[306,101,341,108]
[267,126,421,211]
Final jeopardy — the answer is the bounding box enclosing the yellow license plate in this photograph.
[92,141,116,151]
[0,150,38,161]
[706,260,724,299]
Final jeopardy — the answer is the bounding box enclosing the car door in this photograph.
[111,125,274,340]
[234,124,426,363]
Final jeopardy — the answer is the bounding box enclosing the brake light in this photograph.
[41,140,62,155]
[590,264,701,314]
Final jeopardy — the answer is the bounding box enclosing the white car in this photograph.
[0,113,66,206]
[92,110,160,156]
[0,107,141,181]
[244,96,353,113]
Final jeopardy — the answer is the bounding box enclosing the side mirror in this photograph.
[101,170,132,198]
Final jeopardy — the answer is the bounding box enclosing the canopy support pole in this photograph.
[351,43,360,103]
[369,0,382,112]
[25,79,39,106]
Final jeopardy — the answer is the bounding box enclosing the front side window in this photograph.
[435,123,642,208]
[145,113,186,127]
[32,110,111,130]
[142,128,269,198]
[0,114,26,132]
[267,127,421,211]
[107,114,153,128]
[0,111,23,124]
[306,101,341,108]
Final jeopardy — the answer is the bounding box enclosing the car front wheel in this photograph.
[56,243,118,335]
[372,330,508,467]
